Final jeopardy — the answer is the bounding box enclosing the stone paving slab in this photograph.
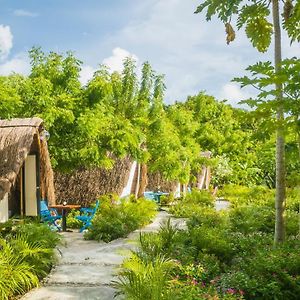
[21,286,122,300]
[47,264,118,285]
[58,237,130,266]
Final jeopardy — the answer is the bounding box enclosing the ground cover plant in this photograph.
[169,189,214,218]
[116,186,300,299]
[0,220,60,300]
[84,195,157,242]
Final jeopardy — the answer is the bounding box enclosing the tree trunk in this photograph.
[134,163,141,199]
[181,183,187,196]
[137,163,148,198]
[197,167,206,189]
[272,0,286,244]
[205,166,211,190]
[297,117,300,160]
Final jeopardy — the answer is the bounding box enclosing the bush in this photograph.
[286,210,300,236]
[13,222,61,249]
[115,253,177,300]
[218,240,300,299]
[170,190,214,218]
[219,185,274,207]
[286,188,300,212]
[0,222,60,299]
[187,207,229,229]
[197,253,223,283]
[0,219,15,238]
[229,232,273,259]
[66,209,82,229]
[229,205,274,234]
[185,189,215,207]
[189,226,234,263]
[229,205,299,236]
[84,196,157,242]
[0,238,39,300]
[160,193,174,206]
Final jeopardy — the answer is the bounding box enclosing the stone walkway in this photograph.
[22,211,186,300]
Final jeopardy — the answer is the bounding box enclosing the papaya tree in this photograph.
[195,0,300,244]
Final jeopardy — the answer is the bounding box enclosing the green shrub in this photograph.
[14,223,61,249]
[286,210,300,236]
[229,205,274,234]
[229,205,299,236]
[138,232,164,261]
[0,219,16,238]
[0,238,39,300]
[197,253,222,283]
[84,196,157,242]
[187,207,229,229]
[170,283,243,300]
[184,189,214,206]
[229,232,273,258]
[115,185,300,299]
[169,202,203,218]
[219,185,274,207]
[160,193,174,206]
[170,264,244,300]
[121,197,157,227]
[115,253,177,300]
[0,222,60,299]
[66,209,82,229]
[286,188,300,212]
[170,190,215,218]
[189,226,234,263]
[218,240,300,299]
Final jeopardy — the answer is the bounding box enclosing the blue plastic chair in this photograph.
[144,191,169,203]
[144,191,157,201]
[76,200,100,232]
[40,200,62,231]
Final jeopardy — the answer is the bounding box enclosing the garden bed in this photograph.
[115,187,300,300]
[0,219,61,300]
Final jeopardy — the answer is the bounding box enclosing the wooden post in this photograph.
[20,167,24,217]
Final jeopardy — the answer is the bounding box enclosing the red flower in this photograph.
[227,288,236,294]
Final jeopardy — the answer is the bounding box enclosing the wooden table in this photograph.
[49,204,81,232]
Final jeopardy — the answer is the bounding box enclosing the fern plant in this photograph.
[0,238,39,300]
[9,234,54,278]
[115,253,177,300]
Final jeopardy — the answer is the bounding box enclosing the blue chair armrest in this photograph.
[76,215,90,222]
[80,207,94,214]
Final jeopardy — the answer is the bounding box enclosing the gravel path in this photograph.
[21,210,186,300]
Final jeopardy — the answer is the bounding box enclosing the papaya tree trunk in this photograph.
[272,0,286,244]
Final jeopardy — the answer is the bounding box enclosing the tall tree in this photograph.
[195,0,300,244]
[272,0,285,244]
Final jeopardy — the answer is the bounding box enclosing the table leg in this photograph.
[62,209,67,231]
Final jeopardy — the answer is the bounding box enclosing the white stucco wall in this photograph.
[120,161,137,198]
[0,193,9,223]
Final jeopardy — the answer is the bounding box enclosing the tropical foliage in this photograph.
[84,195,157,242]
[1,47,299,189]
[0,221,60,300]
[116,187,300,299]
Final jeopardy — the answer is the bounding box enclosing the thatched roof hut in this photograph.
[0,117,55,222]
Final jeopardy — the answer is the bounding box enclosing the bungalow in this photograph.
[0,117,55,222]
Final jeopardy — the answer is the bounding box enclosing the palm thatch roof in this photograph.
[0,117,55,204]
